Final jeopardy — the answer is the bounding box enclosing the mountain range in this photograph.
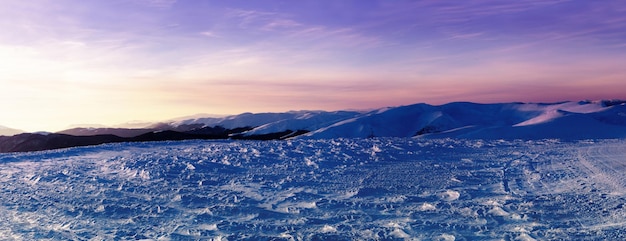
[1,100,625,152]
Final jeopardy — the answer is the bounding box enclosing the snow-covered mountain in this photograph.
[162,100,626,140]
[0,125,24,136]
[2,100,626,153]
[163,111,362,131]
[151,110,364,138]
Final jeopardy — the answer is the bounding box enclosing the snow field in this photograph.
[0,138,625,240]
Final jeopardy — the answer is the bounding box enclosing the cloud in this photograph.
[288,26,383,49]
[200,31,218,38]
[132,0,177,9]
[226,8,305,33]
[224,8,383,49]
[262,19,303,31]
[226,8,279,29]
[426,0,571,20]
[2,0,625,131]
[444,31,485,40]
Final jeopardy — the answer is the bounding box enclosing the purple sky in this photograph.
[1,0,625,131]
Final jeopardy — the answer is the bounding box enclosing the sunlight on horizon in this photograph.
[1,0,625,131]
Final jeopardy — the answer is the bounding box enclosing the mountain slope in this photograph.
[164,111,362,130]
[301,101,626,140]
[300,102,532,139]
[239,111,362,136]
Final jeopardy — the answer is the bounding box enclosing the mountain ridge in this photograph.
[1,100,625,153]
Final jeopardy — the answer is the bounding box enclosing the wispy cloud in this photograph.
[262,19,303,31]
[443,31,485,40]
[132,0,177,9]
[425,0,571,20]
[199,31,219,38]
[224,8,384,49]
[225,8,280,29]
[1,0,625,131]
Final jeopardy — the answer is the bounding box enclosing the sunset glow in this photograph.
[1,0,625,131]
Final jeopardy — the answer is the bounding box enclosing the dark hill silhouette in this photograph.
[0,133,125,153]
[0,126,291,153]
[58,127,154,138]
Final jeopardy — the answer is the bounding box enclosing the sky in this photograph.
[1,0,625,132]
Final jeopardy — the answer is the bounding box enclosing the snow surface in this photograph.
[1,138,625,240]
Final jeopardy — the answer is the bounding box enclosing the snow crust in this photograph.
[1,138,625,239]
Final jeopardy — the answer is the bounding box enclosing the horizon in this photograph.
[1,99,620,133]
[2,1,625,132]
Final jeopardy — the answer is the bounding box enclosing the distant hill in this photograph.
[0,125,25,136]
[58,127,155,138]
[0,128,245,153]
[2,100,626,153]
[0,133,124,153]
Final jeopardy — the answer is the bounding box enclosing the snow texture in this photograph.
[1,138,625,240]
